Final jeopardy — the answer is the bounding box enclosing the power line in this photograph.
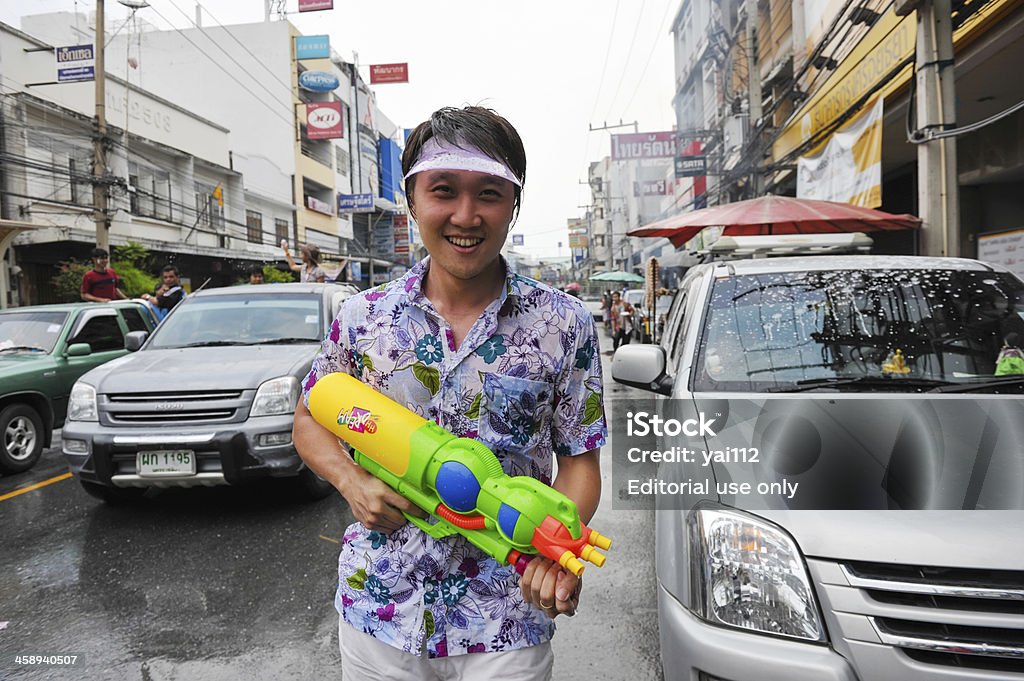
[137,3,297,128]
[618,0,678,121]
[603,0,649,123]
[159,0,295,98]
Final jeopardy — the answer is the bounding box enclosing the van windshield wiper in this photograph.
[257,337,318,345]
[768,375,956,393]
[928,375,1024,393]
[0,345,47,353]
[179,340,252,348]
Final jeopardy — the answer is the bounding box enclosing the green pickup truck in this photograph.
[0,301,156,474]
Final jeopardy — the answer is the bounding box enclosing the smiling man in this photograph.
[293,106,607,680]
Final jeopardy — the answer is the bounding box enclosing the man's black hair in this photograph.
[90,247,108,259]
[402,106,526,220]
[161,265,178,276]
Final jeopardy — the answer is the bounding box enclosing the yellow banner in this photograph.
[797,97,883,207]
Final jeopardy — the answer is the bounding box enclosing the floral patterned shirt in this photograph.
[301,256,607,658]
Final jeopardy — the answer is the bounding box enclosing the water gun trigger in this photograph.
[404,513,460,539]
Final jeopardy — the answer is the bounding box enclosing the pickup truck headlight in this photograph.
[251,376,299,417]
[688,505,825,642]
[67,382,98,422]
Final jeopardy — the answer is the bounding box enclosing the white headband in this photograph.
[404,137,522,187]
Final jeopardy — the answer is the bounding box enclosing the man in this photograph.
[293,106,606,680]
[141,265,185,321]
[80,247,127,303]
[247,266,265,285]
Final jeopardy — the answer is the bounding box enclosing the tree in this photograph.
[51,242,159,302]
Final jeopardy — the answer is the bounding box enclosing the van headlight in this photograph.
[251,376,299,417]
[687,505,825,642]
[67,382,98,422]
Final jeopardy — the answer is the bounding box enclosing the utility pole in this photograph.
[745,0,763,196]
[913,0,959,256]
[92,0,110,251]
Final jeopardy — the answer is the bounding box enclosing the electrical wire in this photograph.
[135,3,298,128]
[603,0,649,123]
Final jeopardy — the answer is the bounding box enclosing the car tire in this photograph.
[0,404,45,474]
[78,480,148,504]
[296,466,334,501]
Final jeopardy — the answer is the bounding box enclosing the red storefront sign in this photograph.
[393,214,410,254]
[370,63,409,84]
[298,0,333,12]
[610,131,677,160]
[306,102,343,140]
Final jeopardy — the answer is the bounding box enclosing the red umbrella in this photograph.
[628,195,921,248]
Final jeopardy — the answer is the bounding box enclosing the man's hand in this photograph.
[338,467,426,534]
[519,557,581,619]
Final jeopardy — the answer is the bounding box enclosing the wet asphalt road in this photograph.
[0,329,662,681]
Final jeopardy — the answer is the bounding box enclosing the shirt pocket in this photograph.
[477,373,553,458]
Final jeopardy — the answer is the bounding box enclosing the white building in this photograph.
[0,21,253,304]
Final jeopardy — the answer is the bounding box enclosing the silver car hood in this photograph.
[87,345,317,393]
[756,509,1024,569]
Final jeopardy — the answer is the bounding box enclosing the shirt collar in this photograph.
[401,256,523,307]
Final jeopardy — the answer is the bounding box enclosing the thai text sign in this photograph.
[338,193,374,213]
[306,102,343,139]
[611,132,676,160]
[394,215,410,254]
[56,44,94,82]
[298,0,333,11]
[370,63,409,84]
[634,179,670,196]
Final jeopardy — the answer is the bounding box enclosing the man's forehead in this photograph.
[419,169,511,186]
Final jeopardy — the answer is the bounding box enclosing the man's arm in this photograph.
[293,400,421,532]
[520,449,602,618]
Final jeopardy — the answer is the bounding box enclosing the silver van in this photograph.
[612,255,1024,680]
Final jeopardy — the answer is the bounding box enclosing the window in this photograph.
[693,269,1024,392]
[120,307,149,333]
[194,181,224,232]
[246,209,263,244]
[335,147,349,176]
[275,218,290,245]
[129,161,172,220]
[25,131,92,205]
[68,314,124,353]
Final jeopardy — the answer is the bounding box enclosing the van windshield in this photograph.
[694,268,1024,392]
[147,294,323,349]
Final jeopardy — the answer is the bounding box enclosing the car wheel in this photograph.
[78,480,148,504]
[296,466,334,501]
[0,404,45,474]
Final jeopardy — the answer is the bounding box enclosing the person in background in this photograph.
[282,240,326,283]
[995,332,1024,375]
[80,247,127,303]
[141,265,186,321]
[292,105,606,680]
[247,266,265,285]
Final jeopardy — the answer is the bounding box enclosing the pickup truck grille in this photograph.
[827,560,1024,676]
[103,390,246,424]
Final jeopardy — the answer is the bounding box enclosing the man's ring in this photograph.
[539,600,554,610]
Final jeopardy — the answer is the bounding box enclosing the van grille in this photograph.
[103,390,246,424]
[841,561,1024,674]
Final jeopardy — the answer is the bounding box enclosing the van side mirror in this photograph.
[611,345,674,395]
[66,343,92,357]
[125,330,149,352]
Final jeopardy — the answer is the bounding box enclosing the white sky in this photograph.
[2,0,679,259]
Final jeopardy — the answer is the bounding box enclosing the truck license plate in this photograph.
[137,450,196,476]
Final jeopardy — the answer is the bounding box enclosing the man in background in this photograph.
[141,265,186,321]
[80,248,127,303]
